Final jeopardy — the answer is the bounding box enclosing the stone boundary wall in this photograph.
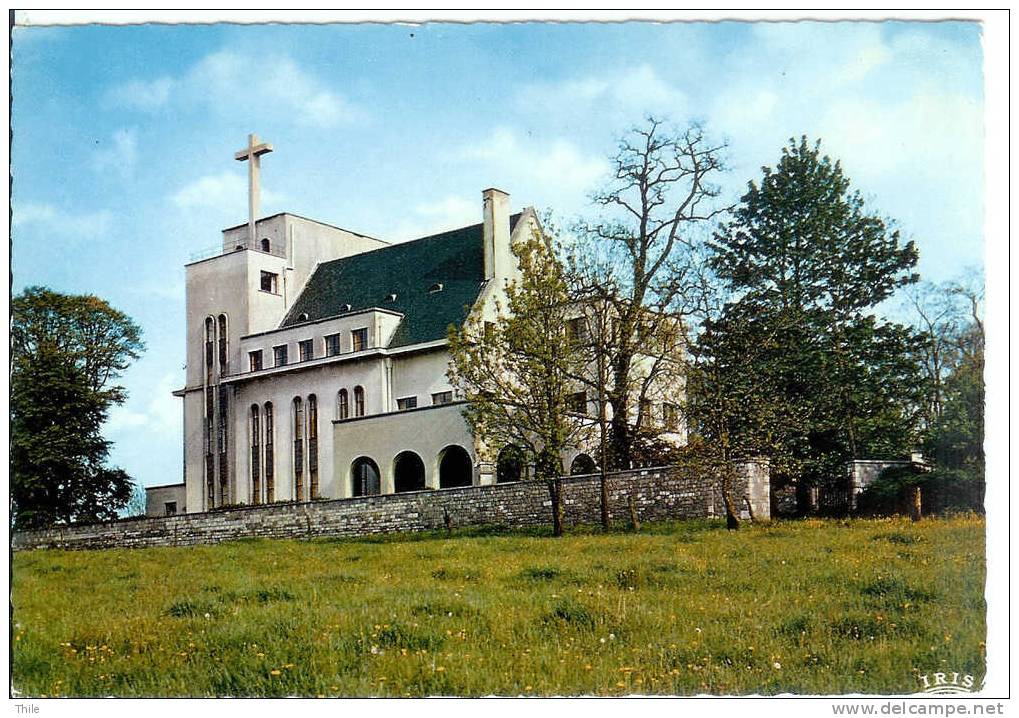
[12,462,769,552]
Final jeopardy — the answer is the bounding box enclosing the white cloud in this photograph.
[170,171,246,210]
[460,127,609,206]
[388,194,479,242]
[170,171,284,211]
[106,50,360,128]
[13,202,112,237]
[105,77,175,111]
[105,372,181,437]
[93,128,138,180]
[515,64,688,124]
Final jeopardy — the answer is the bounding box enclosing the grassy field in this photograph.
[11,515,985,697]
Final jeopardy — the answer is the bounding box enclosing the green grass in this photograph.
[11,515,985,696]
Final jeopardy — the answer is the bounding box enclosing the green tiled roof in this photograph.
[281,214,522,347]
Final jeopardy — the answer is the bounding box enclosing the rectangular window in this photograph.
[260,271,279,294]
[164,501,177,517]
[248,350,263,372]
[640,399,653,425]
[298,339,313,362]
[483,321,496,342]
[566,317,586,344]
[324,333,341,357]
[568,391,588,415]
[351,327,368,352]
[397,396,418,411]
[273,344,288,367]
[663,403,680,432]
[431,391,453,406]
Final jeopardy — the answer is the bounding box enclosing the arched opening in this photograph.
[497,445,526,483]
[217,314,228,372]
[351,457,381,497]
[394,451,426,493]
[263,402,274,502]
[260,238,271,252]
[337,388,349,420]
[439,445,473,489]
[570,453,597,476]
[250,404,261,504]
[354,385,365,416]
[307,394,319,500]
[293,397,304,501]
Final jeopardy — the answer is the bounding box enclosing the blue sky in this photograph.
[11,20,985,491]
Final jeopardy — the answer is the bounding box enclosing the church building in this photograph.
[160,135,606,515]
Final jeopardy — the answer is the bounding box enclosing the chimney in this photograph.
[482,188,511,280]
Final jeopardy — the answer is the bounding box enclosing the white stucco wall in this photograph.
[145,483,187,517]
[331,402,476,497]
[179,196,658,514]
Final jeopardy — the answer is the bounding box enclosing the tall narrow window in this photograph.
[354,385,365,417]
[217,314,228,373]
[218,385,229,503]
[325,333,341,357]
[264,402,275,503]
[273,345,288,367]
[250,404,261,504]
[337,388,349,420]
[293,397,304,501]
[299,339,313,362]
[351,327,368,352]
[204,317,215,383]
[249,350,263,372]
[308,394,319,500]
[205,392,215,508]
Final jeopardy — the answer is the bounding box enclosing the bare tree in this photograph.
[571,117,729,469]
[905,268,984,432]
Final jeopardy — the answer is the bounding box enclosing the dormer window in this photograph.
[341,303,352,312]
[386,293,398,302]
[297,312,309,322]
[428,282,444,293]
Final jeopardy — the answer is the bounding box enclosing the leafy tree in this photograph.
[12,286,143,403]
[11,287,144,528]
[572,117,728,470]
[448,229,591,536]
[705,137,923,509]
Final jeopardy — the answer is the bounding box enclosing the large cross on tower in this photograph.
[234,133,274,245]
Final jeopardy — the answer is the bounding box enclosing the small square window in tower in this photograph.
[260,271,279,294]
[298,339,313,362]
[164,501,177,517]
[663,403,680,432]
[566,317,586,345]
[273,344,288,367]
[568,391,588,415]
[351,327,368,352]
